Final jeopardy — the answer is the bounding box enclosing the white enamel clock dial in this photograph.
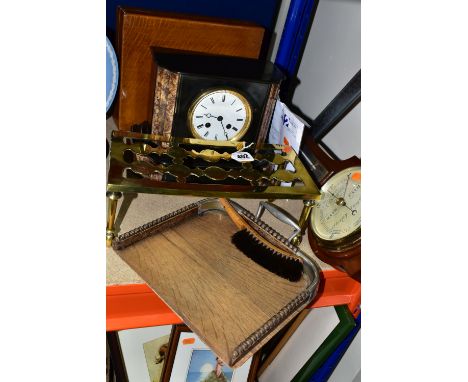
[311,166,361,242]
[188,89,252,141]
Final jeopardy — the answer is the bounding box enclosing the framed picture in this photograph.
[309,313,361,382]
[107,325,173,382]
[106,336,116,382]
[258,306,355,382]
[162,325,260,382]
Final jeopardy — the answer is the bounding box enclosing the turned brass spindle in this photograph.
[106,191,122,247]
[290,200,315,246]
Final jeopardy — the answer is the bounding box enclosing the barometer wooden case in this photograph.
[150,51,285,145]
[301,135,361,281]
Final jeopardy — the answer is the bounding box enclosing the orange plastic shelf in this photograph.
[106,269,360,331]
[308,270,361,317]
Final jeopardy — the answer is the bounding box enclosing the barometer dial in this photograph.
[311,166,361,246]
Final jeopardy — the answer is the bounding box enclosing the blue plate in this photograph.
[106,36,119,112]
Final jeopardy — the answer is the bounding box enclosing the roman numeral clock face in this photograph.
[188,89,252,141]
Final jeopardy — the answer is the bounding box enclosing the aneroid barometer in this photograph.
[301,135,361,281]
[310,167,361,245]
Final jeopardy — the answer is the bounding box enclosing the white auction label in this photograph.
[231,151,254,162]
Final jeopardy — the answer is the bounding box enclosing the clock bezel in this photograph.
[187,88,253,141]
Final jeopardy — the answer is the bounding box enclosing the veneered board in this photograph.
[114,7,266,130]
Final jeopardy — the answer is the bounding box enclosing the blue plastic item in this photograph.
[275,0,316,76]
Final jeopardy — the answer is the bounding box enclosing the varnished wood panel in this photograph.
[116,212,309,368]
[114,7,265,130]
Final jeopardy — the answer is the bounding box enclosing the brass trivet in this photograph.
[106,131,321,245]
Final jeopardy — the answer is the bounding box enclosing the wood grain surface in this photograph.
[116,211,309,368]
[114,7,266,130]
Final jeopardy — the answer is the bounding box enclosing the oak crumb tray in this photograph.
[112,198,320,368]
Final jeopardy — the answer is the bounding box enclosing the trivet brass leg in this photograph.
[291,200,315,246]
[106,191,122,247]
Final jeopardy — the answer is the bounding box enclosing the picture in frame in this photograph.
[108,325,173,382]
[162,325,260,382]
[258,306,356,382]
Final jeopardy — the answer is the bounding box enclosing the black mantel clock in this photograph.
[150,50,285,146]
